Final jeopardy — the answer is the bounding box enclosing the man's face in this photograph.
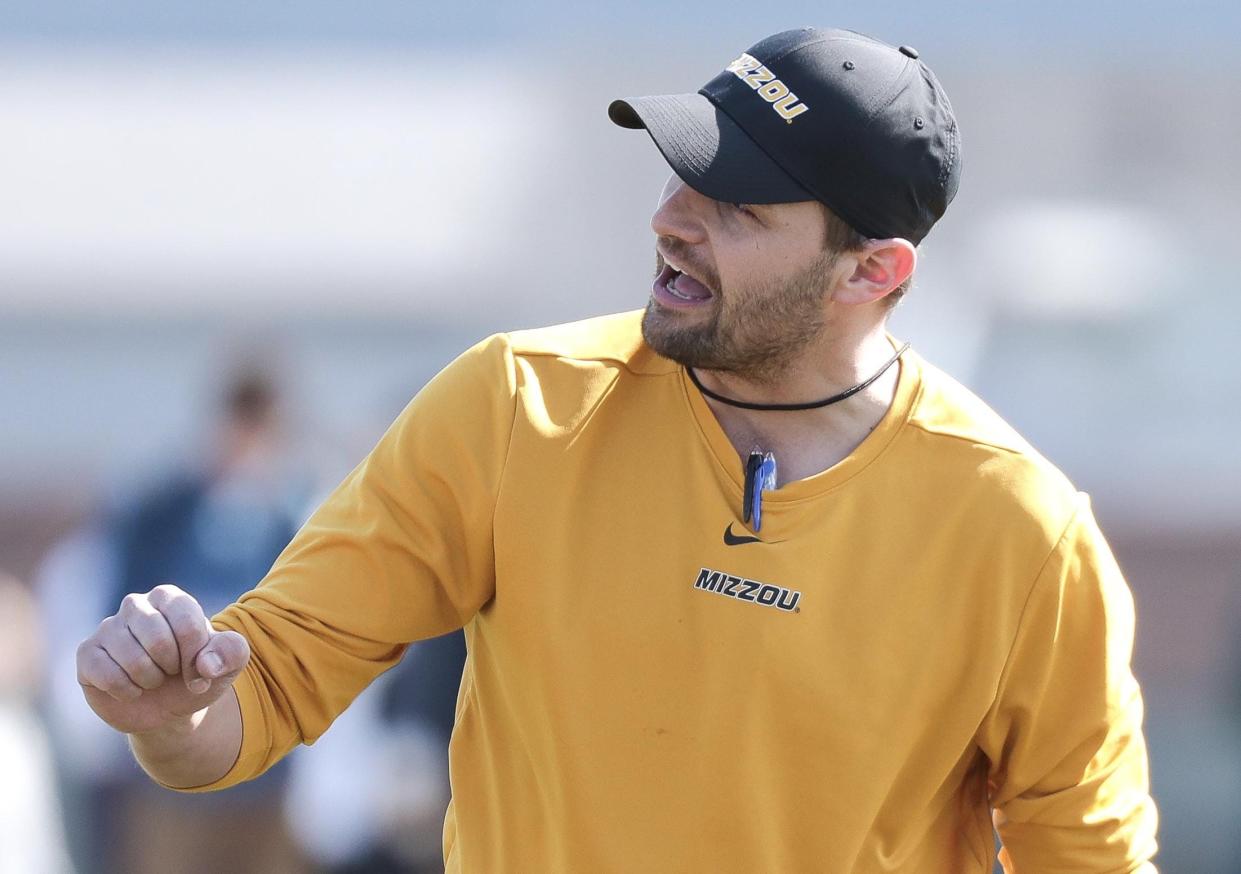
[641,175,839,381]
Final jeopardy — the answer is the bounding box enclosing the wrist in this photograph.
[129,708,204,762]
[127,688,242,790]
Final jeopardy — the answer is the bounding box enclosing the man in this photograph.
[76,27,1159,872]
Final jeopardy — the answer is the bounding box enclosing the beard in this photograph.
[641,243,837,383]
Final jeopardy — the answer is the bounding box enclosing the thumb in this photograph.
[192,630,250,689]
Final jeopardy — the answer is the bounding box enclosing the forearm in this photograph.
[129,685,243,790]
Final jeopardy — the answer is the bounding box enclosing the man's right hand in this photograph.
[77,584,250,736]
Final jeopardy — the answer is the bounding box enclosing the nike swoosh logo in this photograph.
[723,522,763,546]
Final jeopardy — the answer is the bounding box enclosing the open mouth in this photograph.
[653,257,715,307]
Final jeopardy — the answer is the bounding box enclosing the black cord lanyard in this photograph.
[686,343,910,412]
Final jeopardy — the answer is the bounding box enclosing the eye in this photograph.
[731,202,756,217]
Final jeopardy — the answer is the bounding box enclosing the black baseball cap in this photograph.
[608,27,961,245]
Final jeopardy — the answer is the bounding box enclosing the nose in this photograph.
[650,175,708,245]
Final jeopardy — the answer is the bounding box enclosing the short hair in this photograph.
[822,205,912,308]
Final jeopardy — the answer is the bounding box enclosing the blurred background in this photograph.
[2,1,1239,871]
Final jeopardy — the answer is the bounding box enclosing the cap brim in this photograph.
[608,93,812,205]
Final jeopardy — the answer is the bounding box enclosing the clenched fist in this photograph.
[77,584,250,736]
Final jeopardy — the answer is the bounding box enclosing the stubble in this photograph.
[642,247,837,384]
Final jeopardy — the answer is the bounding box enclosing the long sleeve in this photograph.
[976,495,1159,872]
[189,332,518,790]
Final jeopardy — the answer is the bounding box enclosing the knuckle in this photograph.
[170,611,208,645]
[81,647,106,673]
[120,594,156,623]
[76,647,101,682]
[98,615,129,646]
[95,617,126,647]
[95,673,122,693]
[133,667,165,690]
[125,609,154,633]
[80,651,121,689]
[149,583,184,604]
[108,649,140,674]
[163,592,204,623]
[117,655,159,687]
[146,634,179,662]
[104,677,138,699]
[128,611,168,642]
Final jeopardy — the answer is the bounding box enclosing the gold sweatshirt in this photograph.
[199,310,1158,873]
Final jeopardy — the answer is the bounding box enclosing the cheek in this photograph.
[709,234,761,293]
[713,246,770,298]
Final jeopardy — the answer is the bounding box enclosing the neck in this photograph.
[693,329,903,483]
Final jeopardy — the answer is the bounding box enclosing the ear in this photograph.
[833,238,917,305]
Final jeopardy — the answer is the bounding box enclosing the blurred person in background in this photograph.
[105,361,309,874]
[372,628,467,870]
[282,631,465,874]
[112,362,306,618]
[0,572,73,874]
[35,517,127,872]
